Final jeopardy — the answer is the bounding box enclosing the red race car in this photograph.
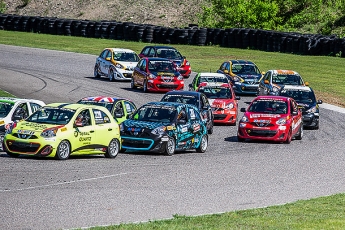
[197,82,240,125]
[131,57,184,93]
[237,95,303,143]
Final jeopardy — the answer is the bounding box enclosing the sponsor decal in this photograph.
[250,114,281,118]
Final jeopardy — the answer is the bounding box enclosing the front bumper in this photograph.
[233,83,259,95]
[147,80,184,92]
[121,135,169,153]
[212,110,237,124]
[237,124,289,142]
[302,113,319,128]
[114,69,133,81]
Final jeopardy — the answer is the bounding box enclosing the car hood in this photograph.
[117,61,138,68]
[150,71,177,77]
[123,119,172,131]
[296,102,317,112]
[237,74,261,80]
[246,112,285,122]
[13,121,66,133]
[208,99,235,108]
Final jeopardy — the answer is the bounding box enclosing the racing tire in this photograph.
[94,64,101,78]
[109,68,115,82]
[130,78,136,89]
[295,124,303,140]
[143,80,148,93]
[105,138,120,158]
[55,140,71,160]
[284,129,292,144]
[196,134,208,153]
[164,137,175,156]
[237,136,245,142]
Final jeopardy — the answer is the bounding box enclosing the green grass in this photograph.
[0,30,344,107]
[83,193,345,229]
[1,30,345,229]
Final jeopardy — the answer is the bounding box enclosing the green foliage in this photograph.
[198,0,345,36]
[0,0,6,13]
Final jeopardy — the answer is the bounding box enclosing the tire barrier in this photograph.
[0,13,344,58]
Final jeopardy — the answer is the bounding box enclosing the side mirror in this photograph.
[317,100,323,104]
[235,96,241,100]
[105,57,111,61]
[223,70,229,74]
[240,108,246,112]
[292,111,298,116]
[115,113,123,118]
[177,119,186,125]
[264,80,269,84]
[305,82,309,86]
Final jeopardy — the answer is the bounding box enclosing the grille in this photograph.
[13,133,39,139]
[214,114,227,120]
[157,84,179,89]
[6,141,40,153]
[246,129,276,137]
[249,122,274,127]
[122,139,152,149]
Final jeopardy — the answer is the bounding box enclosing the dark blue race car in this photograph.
[120,102,208,155]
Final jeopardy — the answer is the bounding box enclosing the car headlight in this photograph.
[240,115,249,123]
[115,63,124,69]
[41,127,58,138]
[233,76,240,82]
[151,126,166,135]
[306,106,317,113]
[276,118,287,125]
[272,86,279,92]
[225,103,234,109]
[177,74,183,80]
[185,61,190,66]
[149,73,157,79]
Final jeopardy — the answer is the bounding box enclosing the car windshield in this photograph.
[248,100,288,114]
[133,105,177,123]
[199,76,229,84]
[161,95,199,107]
[280,90,316,104]
[77,101,114,112]
[272,74,303,85]
[0,102,14,118]
[114,52,139,62]
[157,49,183,59]
[148,60,176,73]
[26,107,75,125]
[198,87,232,99]
[232,64,260,75]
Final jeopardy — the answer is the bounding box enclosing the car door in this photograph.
[91,108,115,147]
[290,99,302,136]
[101,49,112,74]
[258,71,271,95]
[186,106,205,148]
[70,108,97,153]
[123,100,136,118]
[133,59,146,86]
[175,108,193,148]
[97,49,108,75]
[200,94,212,124]
[113,101,126,124]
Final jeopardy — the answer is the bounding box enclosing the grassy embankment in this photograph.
[1,30,345,229]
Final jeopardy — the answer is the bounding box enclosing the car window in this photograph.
[114,102,124,117]
[30,102,42,113]
[100,50,108,59]
[264,72,271,82]
[75,109,92,126]
[187,107,201,121]
[105,50,112,59]
[13,102,29,120]
[27,107,74,124]
[220,62,226,71]
[0,102,13,118]
[93,109,111,124]
[135,106,176,123]
[124,101,136,113]
[148,48,155,57]
[249,100,287,114]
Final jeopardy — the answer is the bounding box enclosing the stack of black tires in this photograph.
[1,13,344,57]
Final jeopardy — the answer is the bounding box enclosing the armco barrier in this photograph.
[0,13,344,57]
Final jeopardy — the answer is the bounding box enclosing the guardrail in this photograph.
[1,14,344,57]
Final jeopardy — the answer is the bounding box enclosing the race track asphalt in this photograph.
[0,44,345,230]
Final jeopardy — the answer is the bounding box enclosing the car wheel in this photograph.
[295,124,303,140]
[109,68,115,82]
[143,80,148,92]
[196,134,208,153]
[105,138,120,158]
[164,137,175,156]
[94,64,101,78]
[284,129,292,144]
[55,140,71,160]
[237,136,245,142]
[130,78,136,89]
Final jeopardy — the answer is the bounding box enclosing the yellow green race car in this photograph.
[3,103,121,160]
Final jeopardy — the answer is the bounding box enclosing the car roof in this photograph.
[0,97,45,105]
[163,90,202,97]
[107,48,136,53]
[268,70,300,75]
[44,103,107,110]
[78,96,124,103]
[147,101,200,111]
[145,57,172,61]
[281,85,312,92]
[229,60,255,65]
[198,72,228,77]
[143,45,176,50]
[254,95,290,102]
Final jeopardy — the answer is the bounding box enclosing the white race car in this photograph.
[94,48,140,81]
